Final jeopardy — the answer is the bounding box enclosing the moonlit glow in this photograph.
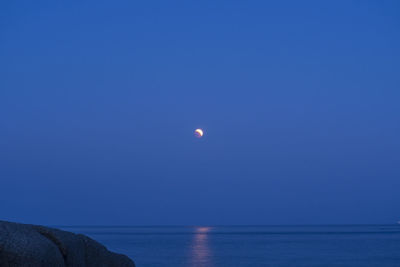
[194,128,204,138]
[196,226,211,233]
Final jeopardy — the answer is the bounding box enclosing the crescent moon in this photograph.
[195,129,203,137]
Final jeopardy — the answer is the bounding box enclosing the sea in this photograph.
[60,225,400,267]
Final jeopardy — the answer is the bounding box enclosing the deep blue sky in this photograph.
[1,1,399,225]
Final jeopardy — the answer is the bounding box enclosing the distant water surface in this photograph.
[60,225,400,267]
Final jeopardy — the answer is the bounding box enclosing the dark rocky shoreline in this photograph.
[0,220,135,266]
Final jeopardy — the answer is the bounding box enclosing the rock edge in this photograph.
[0,220,135,267]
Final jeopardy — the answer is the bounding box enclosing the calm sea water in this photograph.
[61,225,400,266]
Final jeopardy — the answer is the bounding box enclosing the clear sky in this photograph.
[1,0,399,225]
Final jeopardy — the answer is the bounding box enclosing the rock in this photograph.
[0,220,135,267]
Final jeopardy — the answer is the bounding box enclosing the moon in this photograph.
[194,128,204,138]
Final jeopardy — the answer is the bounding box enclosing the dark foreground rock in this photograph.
[0,220,135,267]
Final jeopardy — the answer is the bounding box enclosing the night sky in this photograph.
[1,1,399,225]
